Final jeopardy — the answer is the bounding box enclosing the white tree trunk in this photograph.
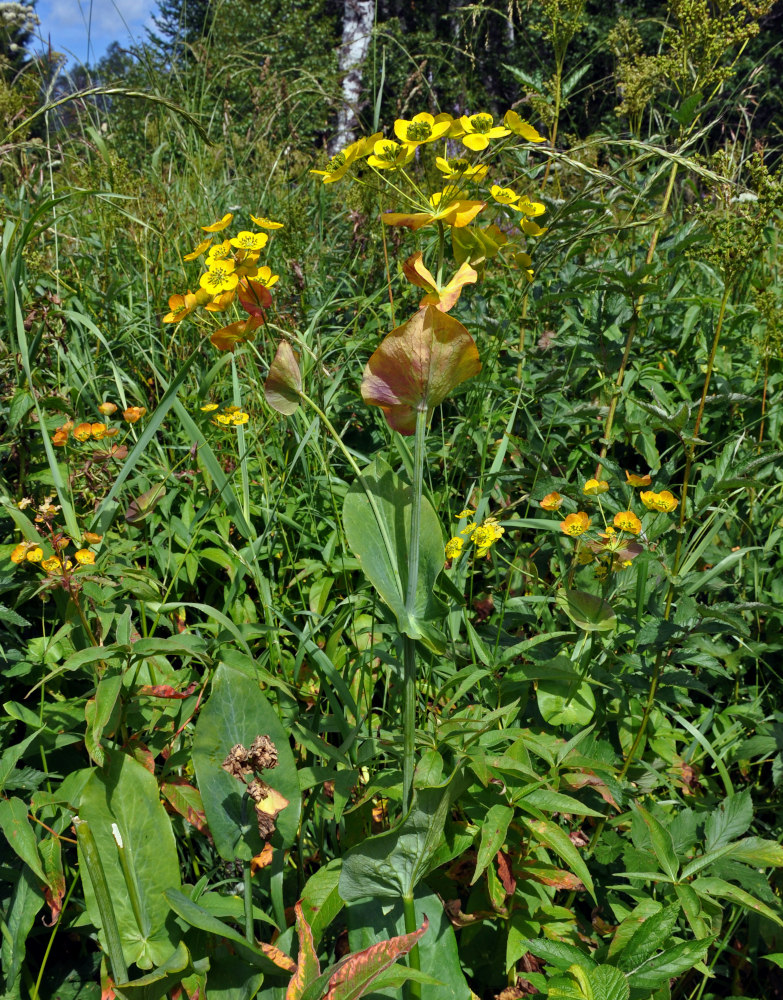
[331,0,375,153]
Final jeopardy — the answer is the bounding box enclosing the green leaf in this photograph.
[627,939,712,990]
[691,876,783,927]
[521,816,595,900]
[77,750,182,970]
[471,804,514,885]
[617,904,680,972]
[321,914,428,1000]
[519,788,603,819]
[192,664,301,860]
[728,836,783,867]
[343,457,447,652]
[555,590,616,632]
[299,859,344,949]
[704,790,753,852]
[265,340,302,415]
[125,483,168,526]
[114,942,209,1000]
[523,938,597,972]
[588,966,629,1000]
[0,796,46,881]
[635,805,679,881]
[339,779,456,901]
[537,676,596,726]
[360,305,481,434]
[85,672,123,766]
[0,867,43,993]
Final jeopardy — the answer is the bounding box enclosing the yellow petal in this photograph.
[201,213,234,232]
[250,215,284,229]
[184,238,213,260]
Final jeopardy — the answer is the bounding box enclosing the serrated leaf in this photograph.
[524,938,597,972]
[617,904,680,972]
[589,965,629,1000]
[691,876,783,927]
[704,789,753,851]
[627,939,712,990]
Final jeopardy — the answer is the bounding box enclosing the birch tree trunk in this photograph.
[331,0,375,152]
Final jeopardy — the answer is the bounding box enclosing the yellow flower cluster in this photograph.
[540,471,680,580]
[202,403,250,427]
[446,509,505,560]
[164,212,283,352]
[10,506,102,577]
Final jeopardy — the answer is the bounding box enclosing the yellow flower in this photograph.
[435,158,489,182]
[513,196,546,218]
[640,490,657,510]
[214,413,233,425]
[520,218,548,237]
[653,490,678,513]
[465,516,504,557]
[394,112,452,147]
[90,422,107,440]
[613,510,642,535]
[250,215,284,229]
[11,543,32,563]
[503,111,546,143]
[310,133,381,184]
[123,406,147,423]
[230,231,268,252]
[200,403,219,412]
[382,190,485,232]
[455,508,475,518]
[74,549,95,565]
[206,240,233,262]
[367,139,414,169]
[626,471,652,487]
[459,113,510,151]
[540,491,562,511]
[201,213,234,233]
[83,532,103,544]
[26,546,43,562]
[583,479,609,496]
[445,536,464,560]
[490,185,519,205]
[231,411,250,425]
[255,265,279,288]
[183,237,213,260]
[41,556,61,574]
[200,261,239,294]
[73,422,92,442]
[561,512,591,536]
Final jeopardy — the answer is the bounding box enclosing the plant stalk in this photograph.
[402,893,422,1000]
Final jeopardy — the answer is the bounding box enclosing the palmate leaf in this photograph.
[360,305,480,434]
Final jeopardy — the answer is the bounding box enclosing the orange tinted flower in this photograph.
[10,543,29,564]
[625,470,652,487]
[73,422,92,442]
[83,532,103,544]
[653,490,678,513]
[561,512,591,537]
[91,423,107,440]
[98,402,117,416]
[540,491,563,511]
[41,556,61,574]
[52,426,70,447]
[614,510,642,535]
[123,406,146,423]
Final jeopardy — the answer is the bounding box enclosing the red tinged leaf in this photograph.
[259,942,296,974]
[238,277,273,317]
[496,850,517,896]
[265,340,302,415]
[137,682,198,699]
[286,902,321,1000]
[323,915,429,1000]
[40,837,65,926]
[210,316,264,352]
[516,859,585,891]
[160,779,211,837]
[361,306,481,434]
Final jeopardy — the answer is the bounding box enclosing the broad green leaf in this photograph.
[546,974,586,999]
[78,750,182,970]
[691,876,783,927]
[704,790,753,852]
[360,305,481,434]
[343,457,447,651]
[675,884,710,940]
[763,953,783,968]
[0,867,43,994]
[85,672,123,766]
[519,788,603,819]
[115,942,209,1000]
[192,664,301,860]
[536,676,596,726]
[0,796,46,881]
[635,805,679,881]
[344,888,470,1000]
[471,804,514,884]
[265,340,302,415]
[524,938,596,972]
[300,860,344,948]
[627,939,712,990]
[588,966,629,1000]
[617,904,680,972]
[555,590,616,632]
[339,779,455,901]
[727,836,783,868]
[125,483,167,526]
[522,817,595,900]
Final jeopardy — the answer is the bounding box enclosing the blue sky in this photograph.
[34,0,157,65]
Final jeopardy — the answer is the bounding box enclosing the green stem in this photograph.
[112,824,147,937]
[402,407,427,815]
[74,818,129,985]
[402,893,422,1000]
[243,860,254,944]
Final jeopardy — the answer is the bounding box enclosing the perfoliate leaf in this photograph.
[210,316,263,351]
[265,341,302,415]
[555,589,616,632]
[361,306,481,435]
[125,483,167,526]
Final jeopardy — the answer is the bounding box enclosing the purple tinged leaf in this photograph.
[323,915,429,1000]
[265,341,302,415]
[361,306,481,435]
[124,483,167,526]
[286,902,321,1000]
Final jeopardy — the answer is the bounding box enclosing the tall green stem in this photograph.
[402,893,422,1000]
[402,406,428,815]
